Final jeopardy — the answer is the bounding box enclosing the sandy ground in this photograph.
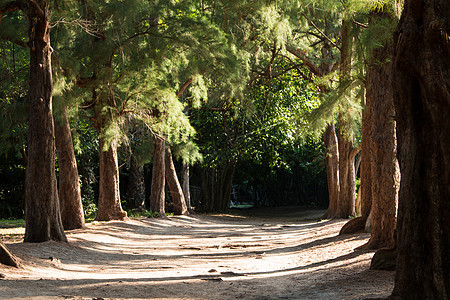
[0,207,394,299]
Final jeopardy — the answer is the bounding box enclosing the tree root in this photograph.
[339,216,367,235]
[370,247,396,271]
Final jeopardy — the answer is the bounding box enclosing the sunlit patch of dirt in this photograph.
[0,207,394,299]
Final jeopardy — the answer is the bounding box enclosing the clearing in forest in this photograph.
[0,207,393,299]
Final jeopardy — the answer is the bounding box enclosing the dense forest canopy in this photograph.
[0,0,448,298]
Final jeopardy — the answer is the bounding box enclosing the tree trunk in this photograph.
[336,123,357,219]
[24,4,67,243]
[149,136,166,217]
[0,241,21,268]
[340,102,372,234]
[335,17,356,219]
[96,138,127,221]
[389,0,449,298]
[126,155,145,209]
[360,93,373,226]
[365,10,399,250]
[165,147,188,215]
[200,162,235,212]
[181,164,193,213]
[321,122,339,219]
[54,101,85,230]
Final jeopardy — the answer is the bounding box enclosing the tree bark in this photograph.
[149,136,166,217]
[0,241,21,268]
[165,147,188,215]
[335,17,356,219]
[390,0,450,298]
[365,10,399,250]
[181,164,193,212]
[96,138,127,221]
[24,3,67,243]
[126,155,145,209]
[340,96,372,234]
[54,101,85,230]
[360,93,373,229]
[321,122,339,219]
[336,121,357,219]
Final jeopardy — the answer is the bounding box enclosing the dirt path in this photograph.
[0,208,394,299]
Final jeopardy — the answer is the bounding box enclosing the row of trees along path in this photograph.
[0,0,449,298]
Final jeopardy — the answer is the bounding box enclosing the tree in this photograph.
[322,122,339,218]
[389,0,449,297]
[165,146,188,215]
[340,5,400,237]
[54,98,85,230]
[286,4,361,219]
[363,8,399,250]
[0,0,67,242]
[149,134,166,217]
[335,16,359,219]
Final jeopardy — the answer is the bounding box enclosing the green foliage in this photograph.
[192,56,327,206]
[0,157,25,218]
[0,218,25,228]
[361,14,397,59]
[0,0,403,216]
[71,118,100,212]
[126,209,160,219]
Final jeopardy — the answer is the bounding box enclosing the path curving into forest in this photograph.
[0,208,393,299]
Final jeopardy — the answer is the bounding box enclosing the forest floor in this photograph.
[0,207,394,299]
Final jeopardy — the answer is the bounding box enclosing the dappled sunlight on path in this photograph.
[0,209,394,299]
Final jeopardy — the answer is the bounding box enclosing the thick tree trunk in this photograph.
[200,162,235,213]
[181,164,193,212]
[96,138,127,221]
[165,147,188,215]
[321,122,339,219]
[54,101,85,230]
[126,155,145,209]
[0,241,21,268]
[365,10,399,250]
[149,136,166,217]
[24,5,67,243]
[389,0,450,298]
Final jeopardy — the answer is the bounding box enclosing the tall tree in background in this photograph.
[390,0,449,297]
[0,0,66,242]
[286,2,362,219]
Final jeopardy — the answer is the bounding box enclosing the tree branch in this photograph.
[0,1,24,20]
[188,106,230,112]
[0,34,27,47]
[24,0,44,17]
[351,144,361,159]
[279,54,315,83]
[176,77,193,98]
[352,19,368,29]
[301,12,340,50]
[286,46,323,76]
